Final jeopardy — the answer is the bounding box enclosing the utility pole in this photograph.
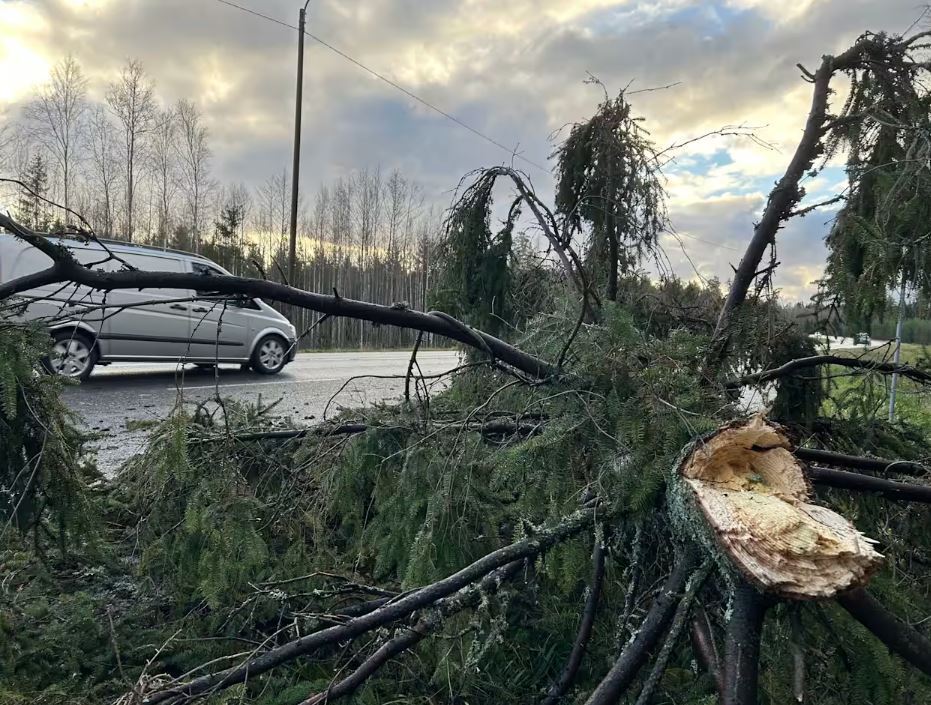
[288,1,311,289]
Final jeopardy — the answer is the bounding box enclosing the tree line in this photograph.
[785,297,931,345]
[1,55,450,350]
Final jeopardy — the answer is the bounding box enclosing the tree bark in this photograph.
[806,465,931,503]
[583,546,699,705]
[541,534,606,705]
[837,587,931,676]
[143,506,602,704]
[723,582,768,705]
[793,447,928,476]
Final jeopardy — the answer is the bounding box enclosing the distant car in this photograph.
[0,234,297,380]
[854,332,871,346]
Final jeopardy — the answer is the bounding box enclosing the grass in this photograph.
[821,342,931,430]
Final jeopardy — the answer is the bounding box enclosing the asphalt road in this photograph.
[62,350,461,473]
[62,336,893,473]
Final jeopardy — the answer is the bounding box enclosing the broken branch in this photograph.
[723,582,768,705]
[142,505,603,703]
[727,354,931,388]
[583,545,700,705]
[0,214,557,380]
[540,532,606,705]
[836,587,931,677]
[806,465,931,503]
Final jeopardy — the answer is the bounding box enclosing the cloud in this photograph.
[1,0,923,298]
[0,2,51,104]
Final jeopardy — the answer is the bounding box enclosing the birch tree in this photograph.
[23,55,87,213]
[106,59,157,241]
[175,98,213,252]
[86,106,121,237]
[150,107,178,248]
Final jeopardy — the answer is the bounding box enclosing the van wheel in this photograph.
[251,335,287,375]
[45,330,98,381]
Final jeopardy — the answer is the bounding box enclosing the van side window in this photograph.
[191,262,224,298]
[192,261,260,309]
[192,262,224,277]
[115,252,187,298]
[70,246,120,272]
[120,252,185,272]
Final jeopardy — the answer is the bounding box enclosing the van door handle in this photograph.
[170,303,188,311]
[192,306,209,313]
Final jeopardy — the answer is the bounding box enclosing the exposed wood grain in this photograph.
[680,417,882,598]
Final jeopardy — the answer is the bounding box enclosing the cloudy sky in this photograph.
[0,0,923,301]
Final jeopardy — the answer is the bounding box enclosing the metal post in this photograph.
[288,3,309,289]
[888,246,907,421]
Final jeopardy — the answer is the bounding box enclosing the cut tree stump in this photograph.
[677,416,882,599]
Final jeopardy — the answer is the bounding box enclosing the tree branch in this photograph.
[583,545,699,705]
[706,54,836,367]
[487,166,585,297]
[541,532,606,705]
[141,505,603,704]
[690,606,724,697]
[806,465,931,503]
[793,447,929,477]
[189,419,543,446]
[723,582,768,705]
[836,587,931,676]
[727,354,931,388]
[634,560,713,705]
[404,330,425,403]
[789,194,845,218]
[301,560,524,705]
[0,213,557,380]
[190,423,372,445]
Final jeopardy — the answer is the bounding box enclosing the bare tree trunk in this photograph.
[106,59,156,241]
[24,55,87,216]
[176,99,212,253]
[723,582,768,705]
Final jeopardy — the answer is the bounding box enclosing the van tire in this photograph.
[45,329,98,381]
[251,335,288,375]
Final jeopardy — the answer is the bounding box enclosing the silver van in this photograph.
[0,234,297,380]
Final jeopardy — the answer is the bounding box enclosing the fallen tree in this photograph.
[1,27,930,705]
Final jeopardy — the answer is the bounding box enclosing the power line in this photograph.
[211,0,549,172]
[666,230,741,252]
[210,0,746,256]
